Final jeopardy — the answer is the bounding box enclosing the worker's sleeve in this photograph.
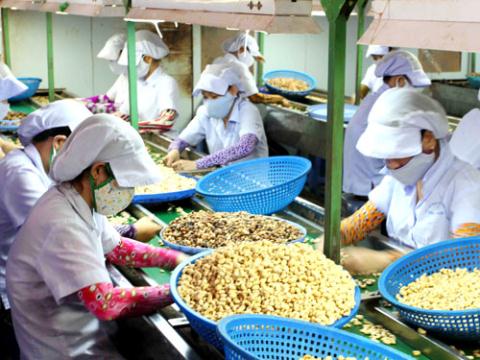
[114,224,137,240]
[105,237,183,271]
[78,282,172,321]
[37,220,112,304]
[361,64,376,89]
[96,214,121,254]
[449,170,480,237]
[2,167,49,230]
[368,175,395,214]
[175,107,208,147]
[196,134,257,169]
[155,76,180,116]
[340,201,386,245]
[168,138,190,153]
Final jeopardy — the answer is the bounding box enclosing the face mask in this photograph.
[109,61,127,76]
[238,51,255,68]
[136,58,150,80]
[387,152,435,186]
[90,171,135,216]
[0,102,9,120]
[204,93,236,119]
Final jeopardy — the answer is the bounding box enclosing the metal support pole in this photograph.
[321,0,357,263]
[354,0,367,105]
[1,9,11,67]
[256,32,265,87]
[46,13,55,102]
[127,21,139,130]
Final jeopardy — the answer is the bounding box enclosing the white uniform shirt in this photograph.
[369,141,480,249]
[179,98,268,160]
[6,183,122,359]
[109,67,179,121]
[361,64,384,94]
[0,145,52,308]
[213,53,258,97]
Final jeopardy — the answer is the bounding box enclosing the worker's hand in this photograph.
[175,252,190,266]
[341,247,402,275]
[172,159,197,172]
[280,97,290,108]
[255,55,266,63]
[312,234,324,253]
[133,217,163,243]
[164,150,180,167]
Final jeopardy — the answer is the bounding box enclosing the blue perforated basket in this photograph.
[9,77,41,102]
[263,70,316,97]
[218,315,412,360]
[160,217,307,255]
[196,156,312,215]
[171,251,361,351]
[379,237,480,340]
[132,176,196,205]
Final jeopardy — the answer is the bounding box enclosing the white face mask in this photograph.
[91,175,135,216]
[387,152,435,186]
[238,51,255,68]
[136,58,150,80]
[0,102,9,120]
[204,93,236,119]
[109,61,127,76]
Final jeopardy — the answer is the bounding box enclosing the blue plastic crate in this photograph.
[218,315,412,360]
[171,251,361,351]
[196,156,312,215]
[263,70,316,97]
[9,77,41,102]
[379,237,480,340]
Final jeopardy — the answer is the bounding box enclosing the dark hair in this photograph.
[32,126,72,144]
[383,75,412,85]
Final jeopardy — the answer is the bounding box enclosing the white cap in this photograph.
[223,33,261,57]
[97,33,126,61]
[0,75,28,102]
[118,30,169,66]
[18,99,91,146]
[193,64,243,97]
[449,109,480,168]
[375,50,431,88]
[365,45,389,58]
[357,88,449,159]
[50,114,162,187]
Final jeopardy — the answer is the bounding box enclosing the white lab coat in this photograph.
[0,145,52,308]
[213,53,258,97]
[369,141,480,249]
[361,64,384,94]
[6,183,122,359]
[108,67,179,121]
[179,97,268,160]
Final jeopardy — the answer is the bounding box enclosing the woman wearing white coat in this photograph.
[359,45,392,100]
[338,88,480,274]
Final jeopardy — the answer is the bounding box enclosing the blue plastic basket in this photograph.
[467,76,480,89]
[196,156,312,215]
[132,176,196,205]
[160,216,307,255]
[171,251,361,351]
[379,237,480,340]
[218,315,412,360]
[308,104,358,124]
[263,70,317,97]
[0,120,20,132]
[9,77,42,102]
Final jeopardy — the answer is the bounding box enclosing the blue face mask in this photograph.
[204,93,236,119]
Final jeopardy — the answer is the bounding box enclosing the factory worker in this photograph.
[338,88,480,275]
[164,64,268,171]
[83,33,127,114]
[359,45,392,100]
[115,29,180,129]
[214,32,288,106]
[343,50,431,200]
[6,115,187,359]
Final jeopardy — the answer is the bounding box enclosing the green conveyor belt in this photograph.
[10,100,38,114]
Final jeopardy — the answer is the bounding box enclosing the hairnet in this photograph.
[222,33,261,57]
[365,45,389,58]
[357,88,449,159]
[18,99,91,146]
[50,114,161,187]
[0,75,27,102]
[117,30,169,66]
[97,33,126,61]
[375,50,431,87]
[193,63,243,97]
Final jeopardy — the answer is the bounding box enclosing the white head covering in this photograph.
[18,99,91,146]
[50,114,161,187]
[357,88,449,159]
[97,33,126,61]
[449,109,480,168]
[366,45,390,58]
[0,75,28,102]
[223,33,261,57]
[118,30,169,66]
[375,50,431,88]
[193,64,243,97]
